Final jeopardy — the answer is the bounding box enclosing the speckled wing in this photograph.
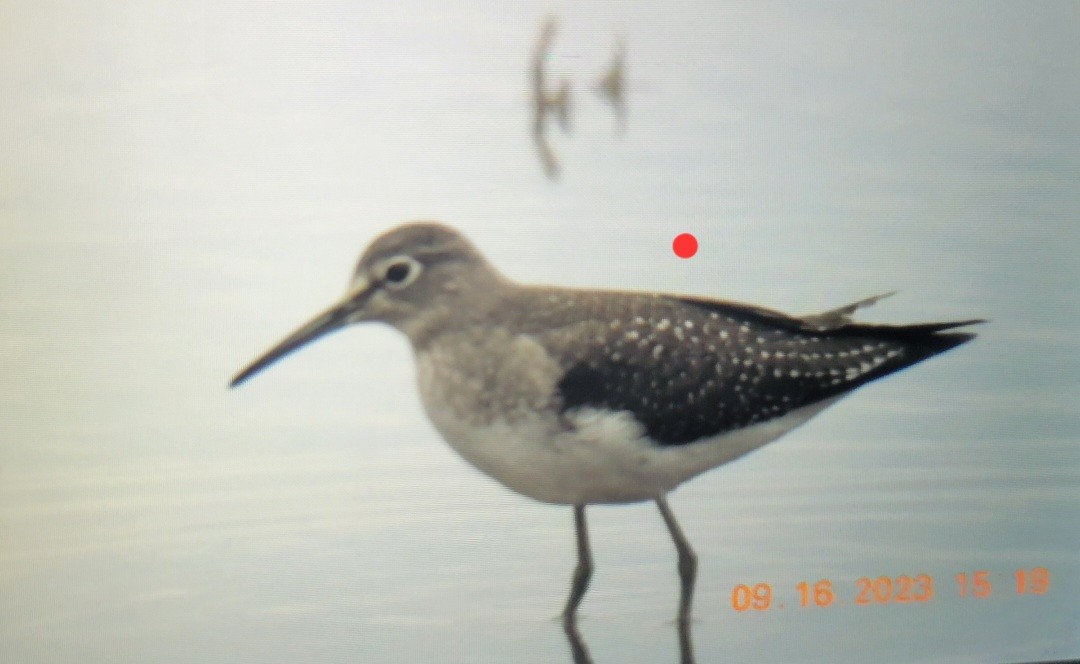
[545,292,981,447]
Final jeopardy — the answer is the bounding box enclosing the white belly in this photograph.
[416,347,837,504]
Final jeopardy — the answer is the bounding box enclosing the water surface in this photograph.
[2,2,1078,662]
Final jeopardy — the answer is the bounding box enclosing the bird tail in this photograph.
[870,318,985,362]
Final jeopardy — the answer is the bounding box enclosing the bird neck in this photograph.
[401,269,518,350]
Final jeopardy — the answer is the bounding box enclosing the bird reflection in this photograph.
[563,613,695,664]
[594,37,626,134]
[531,16,572,178]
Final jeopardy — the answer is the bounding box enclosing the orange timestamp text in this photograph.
[730,567,1050,612]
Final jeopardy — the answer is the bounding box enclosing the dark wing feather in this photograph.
[554,293,982,446]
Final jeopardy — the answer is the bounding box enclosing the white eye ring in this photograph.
[380,255,423,289]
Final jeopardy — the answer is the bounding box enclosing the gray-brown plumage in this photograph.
[230,221,982,630]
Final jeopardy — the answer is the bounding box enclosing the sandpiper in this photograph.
[230,221,981,626]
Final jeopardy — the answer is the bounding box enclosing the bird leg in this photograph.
[656,495,697,625]
[563,504,593,624]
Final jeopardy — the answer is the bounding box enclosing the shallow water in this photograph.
[2,2,1078,662]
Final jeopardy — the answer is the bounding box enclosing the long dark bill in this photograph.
[229,283,374,388]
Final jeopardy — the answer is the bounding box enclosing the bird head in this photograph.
[230,222,501,387]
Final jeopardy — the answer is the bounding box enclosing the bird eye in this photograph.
[386,262,410,283]
[381,256,422,289]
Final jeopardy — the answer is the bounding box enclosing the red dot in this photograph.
[672,233,698,259]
